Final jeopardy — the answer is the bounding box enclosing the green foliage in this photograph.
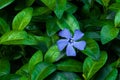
[0,0,119,80]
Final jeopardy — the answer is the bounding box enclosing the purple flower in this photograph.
[57,29,86,56]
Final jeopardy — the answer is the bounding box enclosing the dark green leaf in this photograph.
[0,59,10,77]
[84,32,100,40]
[0,17,10,34]
[95,65,118,80]
[12,7,33,30]
[101,24,119,44]
[29,50,43,72]
[82,39,100,60]
[46,18,60,36]
[56,14,80,33]
[54,0,67,19]
[83,51,108,80]
[115,10,120,27]
[41,0,56,10]
[65,2,77,14]
[31,62,56,80]
[33,7,51,16]
[56,59,83,72]
[25,0,35,6]
[0,74,21,80]
[0,0,14,9]
[44,45,64,63]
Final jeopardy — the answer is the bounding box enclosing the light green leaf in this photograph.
[0,0,14,9]
[83,51,108,80]
[12,7,33,30]
[109,3,120,11]
[44,45,64,63]
[33,7,51,16]
[25,0,35,6]
[29,50,43,72]
[56,59,83,72]
[101,24,119,44]
[56,14,80,33]
[41,0,56,10]
[0,31,38,45]
[115,10,120,27]
[54,0,67,19]
[96,66,118,80]
[82,39,100,60]
[101,0,110,7]
[0,17,10,34]
[31,62,56,80]
[0,59,10,77]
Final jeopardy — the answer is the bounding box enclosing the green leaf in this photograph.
[56,14,80,33]
[109,3,120,11]
[56,59,83,72]
[82,39,100,60]
[0,74,21,80]
[65,2,77,14]
[33,7,51,16]
[0,0,14,9]
[12,7,33,30]
[95,66,118,80]
[44,45,64,63]
[84,32,100,40]
[31,62,56,80]
[54,0,67,19]
[0,17,10,34]
[46,18,60,36]
[115,10,120,27]
[116,0,120,2]
[101,0,110,7]
[0,31,38,45]
[29,50,43,72]
[25,0,35,6]
[0,59,10,77]
[83,51,108,80]
[101,24,119,44]
[41,0,56,10]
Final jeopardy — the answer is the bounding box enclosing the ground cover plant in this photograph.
[0,0,120,80]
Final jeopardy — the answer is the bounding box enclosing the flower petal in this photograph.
[57,39,68,51]
[73,30,84,41]
[73,41,86,50]
[66,44,76,56]
[59,29,72,39]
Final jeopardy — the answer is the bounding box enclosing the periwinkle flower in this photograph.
[57,29,86,56]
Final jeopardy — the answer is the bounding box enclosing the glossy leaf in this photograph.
[41,0,56,10]
[82,39,100,60]
[0,31,38,45]
[0,0,14,9]
[56,14,80,32]
[115,10,120,27]
[12,7,33,30]
[95,66,118,80]
[25,0,35,6]
[54,0,67,19]
[0,17,10,34]
[101,24,119,44]
[28,50,43,72]
[46,18,60,36]
[0,59,10,77]
[56,59,83,72]
[44,45,64,63]
[83,51,108,80]
[31,62,56,80]
[33,7,51,16]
